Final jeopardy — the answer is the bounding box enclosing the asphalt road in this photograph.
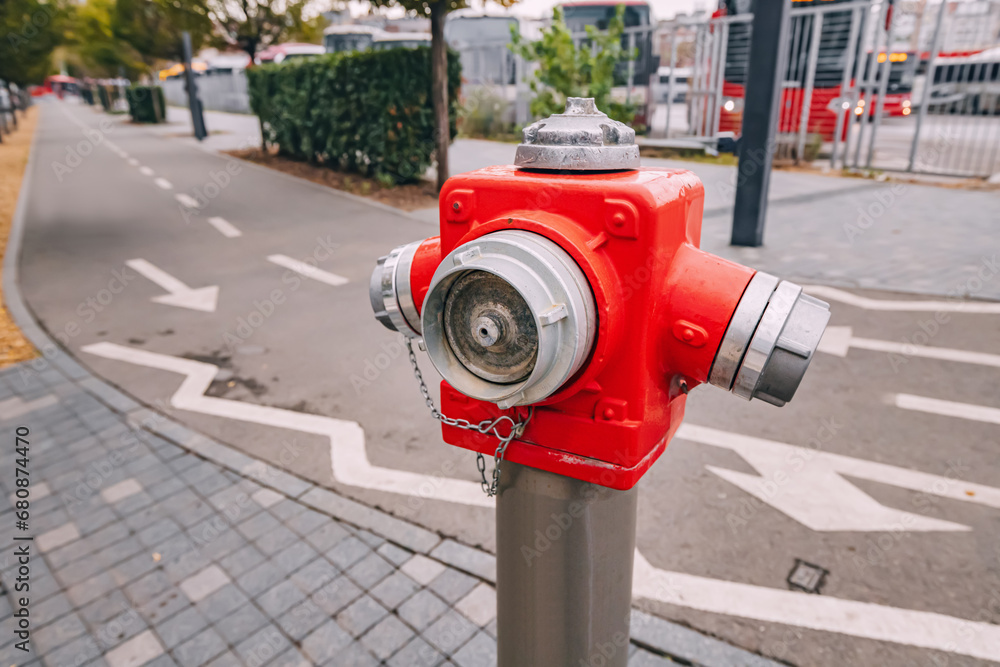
[15,101,1000,666]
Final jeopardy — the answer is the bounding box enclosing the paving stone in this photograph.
[289,557,338,595]
[204,651,242,667]
[104,629,165,667]
[219,544,265,578]
[155,606,209,649]
[195,584,248,623]
[37,522,81,552]
[250,488,284,509]
[179,566,231,603]
[173,628,228,667]
[310,574,363,617]
[376,543,413,566]
[256,580,306,617]
[331,641,380,667]
[57,553,109,587]
[111,551,160,587]
[423,609,479,656]
[40,632,102,667]
[271,647,311,667]
[451,631,497,667]
[271,541,319,576]
[276,599,329,641]
[361,614,415,660]
[430,540,497,584]
[398,589,449,632]
[140,587,189,625]
[454,583,496,627]
[629,649,675,666]
[236,511,280,541]
[369,571,420,610]
[33,611,87,653]
[137,519,182,547]
[81,590,133,626]
[236,560,284,598]
[400,554,446,586]
[125,571,173,607]
[234,625,291,666]
[326,536,371,570]
[303,521,350,551]
[388,636,446,667]
[337,595,388,637]
[213,603,269,644]
[301,620,353,664]
[33,592,73,627]
[429,568,479,604]
[254,525,298,556]
[66,571,118,607]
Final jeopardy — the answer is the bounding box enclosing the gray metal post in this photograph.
[908,0,948,171]
[865,3,897,168]
[830,6,862,169]
[731,0,792,247]
[182,31,207,141]
[795,13,823,163]
[626,30,636,104]
[496,462,638,667]
[665,27,678,138]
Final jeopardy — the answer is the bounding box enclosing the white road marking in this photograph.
[676,423,1000,531]
[819,326,1000,368]
[175,194,201,209]
[894,394,1000,426]
[127,158,140,167]
[632,551,1000,663]
[805,285,1000,314]
[124,259,219,312]
[79,343,489,507]
[139,166,154,177]
[267,254,348,287]
[154,178,173,190]
[207,216,242,238]
[78,342,1000,660]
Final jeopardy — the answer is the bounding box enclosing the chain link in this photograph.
[405,337,532,496]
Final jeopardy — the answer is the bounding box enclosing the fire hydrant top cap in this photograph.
[514,97,641,172]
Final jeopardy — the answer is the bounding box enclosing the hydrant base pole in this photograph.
[496,462,638,667]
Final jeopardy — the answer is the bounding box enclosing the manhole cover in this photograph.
[787,559,828,594]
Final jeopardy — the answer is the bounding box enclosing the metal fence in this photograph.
[653,0,1000,179]
[161,72,251,115]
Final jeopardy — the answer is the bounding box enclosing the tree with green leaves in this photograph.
[71,0,144,78]
[511,5,636,125]
[368,0,516,191]
[0,0,70,87]
[113,0,213,64]
[209,0,326,62]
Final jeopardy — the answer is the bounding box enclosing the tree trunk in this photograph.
[6,83,18,130]
[430,2,449,192]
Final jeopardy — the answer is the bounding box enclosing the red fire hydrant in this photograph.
[370,98,829,667]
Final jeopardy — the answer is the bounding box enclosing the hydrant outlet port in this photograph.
[370,240,425,339]
[422,230,596,408]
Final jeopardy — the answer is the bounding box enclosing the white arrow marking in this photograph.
[127,158,140,167]
[894,394,1000,426]
[676,423,1000,531]
[78,342,1000,660]
[124,259,219,312]
[632,551,1000,663]
[80,342,488,506]
[154,178,173,190]
[207,217,242,238]
[818,325,1000,368]
[804,285,1000,314]
[139,166,154,177]
[175,194,201,209]
[267,254,348,287]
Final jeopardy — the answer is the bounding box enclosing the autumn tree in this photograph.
[113,0,214,64]
[209,0,327,62]
[0,0,70,87]
[368,0,517,191]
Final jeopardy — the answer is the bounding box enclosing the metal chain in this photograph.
[405,337,532,496]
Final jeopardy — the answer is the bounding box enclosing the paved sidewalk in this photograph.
[2,360,734,667]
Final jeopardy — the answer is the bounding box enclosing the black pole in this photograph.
[731,0,792,247]
[182,31,207,141]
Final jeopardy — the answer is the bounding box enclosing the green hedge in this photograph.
[247,47,461,184]
[126,85,165,123]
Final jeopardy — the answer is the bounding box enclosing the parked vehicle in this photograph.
[372,32,432,50]
[445,11,520,85]
[655,66,691,102]
[255,43,325,65]
[323,25,382,53]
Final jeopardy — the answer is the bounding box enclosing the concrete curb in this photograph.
[4,104,786,667]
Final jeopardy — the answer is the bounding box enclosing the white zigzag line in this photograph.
[81,342,491,508]
[80,342,1000,661]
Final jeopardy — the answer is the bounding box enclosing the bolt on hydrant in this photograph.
[369,98,830,667]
